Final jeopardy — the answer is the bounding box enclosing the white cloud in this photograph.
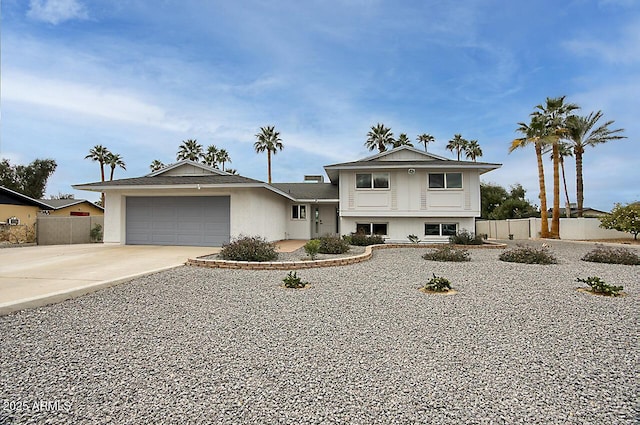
[27,0,88,25]
[3,71,189,132]
[563,20,640,64]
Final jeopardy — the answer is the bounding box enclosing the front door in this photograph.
[311,204,338,238]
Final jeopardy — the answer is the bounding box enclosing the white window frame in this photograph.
[428,172,463,190]
[355,173,390,190]
[424,223,458,236]
[356,222,388,236]
[291,204,307,220]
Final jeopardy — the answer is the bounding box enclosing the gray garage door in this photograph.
[126,196,230,246]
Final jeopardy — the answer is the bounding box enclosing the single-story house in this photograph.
[0,186,51,228]
[74,146,501,246]
[39,199,104,217]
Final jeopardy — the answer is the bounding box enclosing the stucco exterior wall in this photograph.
[285,202,311,239]
[45,203,104,216]
[0,205,39,227]
[103,187,289,244]
[340,216,475,243]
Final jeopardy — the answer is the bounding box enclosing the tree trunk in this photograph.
[535,143,550,238]
[550,142,561,238]
[560,158,571,218]
[267,150,272,184]
[575,149,584,218]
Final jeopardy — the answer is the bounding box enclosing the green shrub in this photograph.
[498,244,557,264]
[90,224,103,242]
[349,232,385,246]
[220,235,278,261]
[449,230,483,245]
[304,239,322,260]
[283,271,308,288]
[423,274,452,292]
[318,235,350,254]
[407,234,420,244]
[422,245,470,262]
[577,276,624,297]
[581,245,640,265]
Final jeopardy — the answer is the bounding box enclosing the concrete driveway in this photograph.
[0,244,218,315]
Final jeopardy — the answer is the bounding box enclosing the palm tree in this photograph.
[254,126,284,184]
[203,145,219,168]
[416,133,435,152]
[176,139,203,162]
[365,123,394,153]
[106,152,126,181]
[550,142,573,218]
[85,145,111,207]
[149,160,165,172]
[225,168,238,175]
[446,134,468,160]
[464,140,483,162]
[393,133,413,148]
[510,118,550,238]
[216,148,231,171]
[566,111,626,217]
[85,145,110,182]
[532,96,579,238]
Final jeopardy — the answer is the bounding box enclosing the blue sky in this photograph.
[2,0,638,210]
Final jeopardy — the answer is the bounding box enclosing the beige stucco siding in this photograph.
[46,203,104,216]
[0,205,40,227]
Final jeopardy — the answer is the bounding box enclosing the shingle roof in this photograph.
[270,183,338,200]
[74,175,263,188]
[39,199,104,210]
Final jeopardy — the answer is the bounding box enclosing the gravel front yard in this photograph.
[1,241,638,424]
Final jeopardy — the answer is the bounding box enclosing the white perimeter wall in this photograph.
[102,187,288,244]
[476,217,633,240]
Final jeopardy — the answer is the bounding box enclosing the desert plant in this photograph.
[349,232,385,246]
[220,235,278,261]
[304,239,322,260]
[577,276,624,296]
[581,244,640,265]
[422,245,470,262]
[423,274,452,292]
[90,224,103,242]
[407,234,420,244]
[318,234,350,254]
[283,271,308,288]
[498,244,557,264]
[449,230,483,245]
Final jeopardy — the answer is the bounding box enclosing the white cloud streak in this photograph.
[27,0,88,25]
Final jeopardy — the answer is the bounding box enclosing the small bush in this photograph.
[581,245,640,265]
[220,235,278,261]
[422,245,470,262]
[407,234,420,244]
[577,276,624,297]
[318,234,350,254]
[349,232,385,246]
[90,224,103,242]
[423,274,452,292]
[283,271,308,288]
[498,244,557,264]
[304,239,322,260]
[449,230,483,245]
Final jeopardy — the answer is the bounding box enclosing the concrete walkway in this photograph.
[0,244,218,315]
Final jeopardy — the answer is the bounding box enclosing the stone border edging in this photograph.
[186,241,506,270]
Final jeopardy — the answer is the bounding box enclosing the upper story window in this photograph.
[356,173,389,189]
[428,172,462,189]
[291,205,306,220]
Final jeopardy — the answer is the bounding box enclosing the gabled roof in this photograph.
[39,199,104,211]
[147,159,231,177]
[324,145,501,182]
[270,183,339,201]
[0,186,52,209]
[73,174,264,190]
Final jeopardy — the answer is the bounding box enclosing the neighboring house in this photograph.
[74,146,501,246]
[39,199,104,217]
[0,186,51,228]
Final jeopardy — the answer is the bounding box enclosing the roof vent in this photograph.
[408,168,416,175]
[304,175,324,183]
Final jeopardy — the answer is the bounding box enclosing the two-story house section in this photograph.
[324,146,501,242]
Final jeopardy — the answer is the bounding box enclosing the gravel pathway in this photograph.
[1,241,638,424]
